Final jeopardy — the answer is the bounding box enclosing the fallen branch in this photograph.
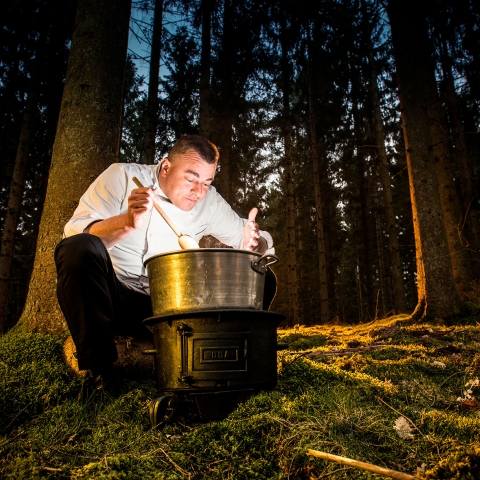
[154,445,190,477]
[306,344,388,358]
[307,449,415,480]
[40,467,62,473]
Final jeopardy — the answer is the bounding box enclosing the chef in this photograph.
[54,134,276,391]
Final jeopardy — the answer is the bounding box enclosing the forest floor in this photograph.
[2,304,480,479]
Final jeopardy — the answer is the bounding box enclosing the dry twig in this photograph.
[306,344,389,359]
[307,449,415,480]
[375,396,425,437]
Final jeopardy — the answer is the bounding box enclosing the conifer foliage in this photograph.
[1,0,479,331]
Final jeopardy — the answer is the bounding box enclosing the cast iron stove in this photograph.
[143,308,286,426]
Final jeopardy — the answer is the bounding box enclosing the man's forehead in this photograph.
[184,166,215,180]
[171,148,202,162]
[173,154,215,178]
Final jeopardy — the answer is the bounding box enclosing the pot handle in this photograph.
[251,254,279,274]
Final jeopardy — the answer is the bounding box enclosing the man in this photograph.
[55,134,276,388]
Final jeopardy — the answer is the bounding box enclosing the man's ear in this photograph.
[160,158,171,177]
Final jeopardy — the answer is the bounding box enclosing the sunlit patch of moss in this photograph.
[421,409,480,443]
[277,330,328,350]
[327,353,369,373]
[424,445,480,479]
[366,345,428,361]
[361,360,465,409]
[278,353,397,395]
[466,353,480,377]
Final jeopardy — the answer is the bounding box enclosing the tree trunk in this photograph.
[141,0,163,165]
[199,0,211,137]
[307,30,329,324]
[368,45,407,313]
[283,119,299,327]
[374,193,389,317]
[214,0,235,205]
[424,73,472,299]
[323,185,338,318]
[0,93,37,334]
[16,0,132,335]
[442,59,480,261]
[387,0,460,319]
[216,120,233,204]
[281,17,299,327]
[351,100,374,320]
[308,102,329,323]
[358,148,375,319]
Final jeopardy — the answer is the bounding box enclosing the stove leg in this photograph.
[149,395,179,428]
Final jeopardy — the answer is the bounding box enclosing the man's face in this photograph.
[159,149,216,211]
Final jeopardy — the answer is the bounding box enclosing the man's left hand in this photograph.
[243,208,267,253]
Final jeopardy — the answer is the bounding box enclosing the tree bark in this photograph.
[280,17,299,327]
[283,119,299,327]
[368,45,407,313]
[216,120,233,204]
[199,0,211,137]
[441,58,480,261]
[308,94,329,323]
[425,74,473,299]
[0,93,36,334]
[387,0,460,319]
[374,194,389,317]
[214,0,234,204]
[141,0,163,165]
[16,0,132,334]
[307,28,329,324]
[351,100,374,320]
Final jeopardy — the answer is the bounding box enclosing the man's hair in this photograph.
[169,134,219,165]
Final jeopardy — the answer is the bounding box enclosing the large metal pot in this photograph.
[145,249,278,317]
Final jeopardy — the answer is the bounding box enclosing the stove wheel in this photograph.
[149,395,179,428]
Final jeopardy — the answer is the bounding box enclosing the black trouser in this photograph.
[55,234,153,371]
[55,233,277,372]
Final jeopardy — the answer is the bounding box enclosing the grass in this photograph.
[2,308,480,478]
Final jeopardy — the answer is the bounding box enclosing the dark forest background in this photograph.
[1,0,479,331]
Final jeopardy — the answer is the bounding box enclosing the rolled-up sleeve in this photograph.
[259,229,275,255]
[64,164,128,237]
[203,188,275,254]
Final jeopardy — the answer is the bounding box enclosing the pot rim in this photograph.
[144,248,264,267]
[143,308,286,326]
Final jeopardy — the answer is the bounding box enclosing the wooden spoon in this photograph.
[132,176,200,250]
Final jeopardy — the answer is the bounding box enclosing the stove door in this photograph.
[192,332,251,379]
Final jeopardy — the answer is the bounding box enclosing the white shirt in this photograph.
[64,162,274,293]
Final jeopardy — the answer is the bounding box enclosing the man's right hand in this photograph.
[86,186,156,248]
[127,186,155,229]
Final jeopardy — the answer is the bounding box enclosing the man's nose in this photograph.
[191,181,202,195]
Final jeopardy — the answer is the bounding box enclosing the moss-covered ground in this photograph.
[2,307,480,479]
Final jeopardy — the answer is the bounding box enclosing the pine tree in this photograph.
[17,0,132,334]
[0,0,76,331]
[386,0,460,319]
